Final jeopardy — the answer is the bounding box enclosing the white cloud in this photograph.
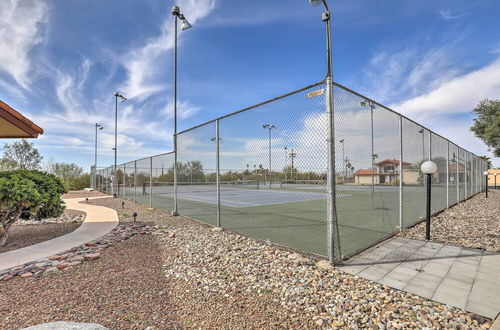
[392,58,500,118]
[362,47,462,104]
[121,0,216,101]
[0,0,48,89]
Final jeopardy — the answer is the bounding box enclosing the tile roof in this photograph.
[0,100,43,138]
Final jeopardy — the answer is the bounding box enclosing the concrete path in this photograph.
[0,197,118,271]
[340,237,500,319]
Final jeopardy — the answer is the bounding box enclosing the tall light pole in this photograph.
[339,139,345,183]
[262,124,276,188]
[113,92,127,197]
[418,128,425,162]
[284,146,288,181]
[172,5,192,216]
[308,0,338,262]
[94,123,103,188]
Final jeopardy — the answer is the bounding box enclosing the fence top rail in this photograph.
[177,80,326,135]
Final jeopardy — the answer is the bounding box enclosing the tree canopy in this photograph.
[1,139,43,170]
[470,99,500,157]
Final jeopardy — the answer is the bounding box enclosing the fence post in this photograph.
[446,142,449,207]
[122,164,126,199]
[326,76,338,262]
[398,116,403,231]
[134,160,137,203]
[150,157,153,208]
[456,149,459,203]
[216,119,221,227]
[464,151,467,200]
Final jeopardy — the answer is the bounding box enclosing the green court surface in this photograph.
[116,184,466,259]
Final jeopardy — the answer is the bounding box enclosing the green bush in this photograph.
[67,173,90,190]
[0,170,66,246]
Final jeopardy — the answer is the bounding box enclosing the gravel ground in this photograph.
[401,190,500,252]
[0,210,84,254]
[0,234,181,329]
[86,196,493,328]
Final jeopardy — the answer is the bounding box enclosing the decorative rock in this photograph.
[167,232,176,238]
[211,227,223,232]
[68,261,82,267]
[56,263,70,270]
[69,256,85,262]
[83,253,101,261]
[316,260,334,271]
[2,274,14,281]
[44,267,60,276]
[20,272,33,278]
[21,321,109,330]
[48,255,63,261]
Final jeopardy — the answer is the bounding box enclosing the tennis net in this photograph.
[141,180,260,194]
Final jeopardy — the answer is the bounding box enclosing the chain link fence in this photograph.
[95,80,487,261]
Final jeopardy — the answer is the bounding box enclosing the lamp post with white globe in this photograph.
[483,171,489,198]
[421,160,437,240]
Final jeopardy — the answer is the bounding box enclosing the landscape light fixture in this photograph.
[494,173,498,190]
[94,123,104,187]
[262,124,277,188]
[421,160,438,240]
[112,92,127,198]
[133,212,138,222]
[171,5,193,216]
[483,170,489,198]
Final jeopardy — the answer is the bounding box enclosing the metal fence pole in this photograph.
[456,146,460,203]
[326,76,339,262]
[134,160,137,203]
[428,132,431,161]
[464,152,467,200]
[150,157,153,208]
[216,119,221,227]
[398,116,403,231]
[446,142,449,207]
[122,164,125,199]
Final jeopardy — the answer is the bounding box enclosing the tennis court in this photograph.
[119,180,453,258]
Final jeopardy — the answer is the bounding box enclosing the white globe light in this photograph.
[421,161,438,174]
[483,171,489,176]
[309,0,322,7]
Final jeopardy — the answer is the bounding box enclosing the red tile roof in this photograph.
[374,159,411,166]
[0,100,43,138]
[355,169,376,176]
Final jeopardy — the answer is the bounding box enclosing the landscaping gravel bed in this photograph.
[0,234,181,329]
[89,196,494,328]
[0,210,85,254]
[1,223,152,280]
[401,190,500,252]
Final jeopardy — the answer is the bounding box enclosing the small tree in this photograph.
[0,170,66,246]
[1,139,43,170]
[46,161,84,190]
[470,99,500,157]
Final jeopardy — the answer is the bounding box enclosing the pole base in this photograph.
[171,211,179,216]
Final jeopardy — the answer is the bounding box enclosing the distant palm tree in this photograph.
[479,155,492,169]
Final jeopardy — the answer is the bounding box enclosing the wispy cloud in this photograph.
[392,58,500,119]
[120,0,216,101]
[439,10,467,20]
[0,0,48,89]
[361,46,463,104]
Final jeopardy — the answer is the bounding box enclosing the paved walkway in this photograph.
[340,237,500,319]
[0,197,118,271]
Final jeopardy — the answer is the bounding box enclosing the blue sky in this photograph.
[0,0,499,171]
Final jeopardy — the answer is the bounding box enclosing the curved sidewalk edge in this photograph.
[0,196,118,271]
